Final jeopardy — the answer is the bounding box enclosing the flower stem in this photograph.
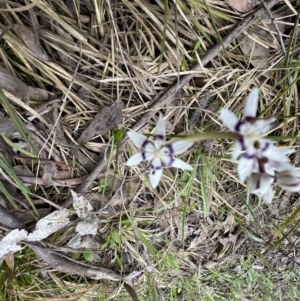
[179,131,240,142]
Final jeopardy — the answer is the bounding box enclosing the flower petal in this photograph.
[242,139,258,157]
[232,140,243,159]
[262,187,273,204]
[153,113,166,149]
[258,174,274,196]
[253,118,277,135]
[262,162,275,176]
[244,87,259,119]
[277,168,300,192]
[149,157,163,188]
[127,131,150,148]
[161,155,193,170]
[160,140,193,156]
[220,109,240,132]
[263,144,291,163]
[238,156,255,182]
[281,148,296,156]
[268,160,293,172]
[126,152,154,166]
[248,173,274,203]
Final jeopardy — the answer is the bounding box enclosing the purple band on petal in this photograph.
[261,142,269,152]
[255,178,260,190]
[141,139,151,148]
[142,152,146,161]
[166,144,174,155]
[286,181,300,187]
[168,157,175,166]
[239,137,246,151]
[154,135,164,141]
[244,116,256,122]
[151,164,162,170]
[235,121,244,132]
[243,153,256,160]
[258,159,266,173]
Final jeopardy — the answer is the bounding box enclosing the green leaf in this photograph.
[1,134,36,158]
[112,128,126,142]
[83,249,95,262]
[135,229,157,255]
[72,251,80,260]
[241,226,264,243]
[0,181,17,207]
[0,89,34,150]
[0,153,37,215]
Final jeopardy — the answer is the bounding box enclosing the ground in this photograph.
[1,0,300,300]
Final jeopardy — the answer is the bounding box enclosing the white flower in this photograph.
[126,113,193,188]
[248,166,300,204]
[220,88,292,182]
[247,173,274,204]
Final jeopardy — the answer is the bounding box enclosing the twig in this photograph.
[61,0,279,208]
[260,0,286,54]
[0,175,88,187]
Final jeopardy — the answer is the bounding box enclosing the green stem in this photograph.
[179,131,240,142]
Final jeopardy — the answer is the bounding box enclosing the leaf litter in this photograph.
[0,0,299,300]
[226,0,258,13]
[69,190,98,246]
[238,15,285,72]
[0,209,70,260]
[78,99,123,144]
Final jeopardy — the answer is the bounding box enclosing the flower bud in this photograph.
[277,168,300,192]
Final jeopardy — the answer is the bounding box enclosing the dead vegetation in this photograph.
[1,0,300,300]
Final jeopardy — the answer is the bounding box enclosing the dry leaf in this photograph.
[188,228,208,249]
[106,187,128,208]
[0,112,17,138]
[27,209,70,241]
[78,100,123,144]
[226,0,257,13]
[29,243,121,281]
[67,233,82,249]
[4,254,14,271]
[238,18,285,70]
[202,260,218,269]
[77,149,100,173]
[0,229,28,259]
[67,234,101,249]
[13,165,34,177]
[77,79,102,103]
[71,190,93,219]
[12,208,51,225]
[30,242,152,301]
[0,204,25,230]
[71,190,98,236]
[223,214,235,234]
[124,266,155,281]
[14,24,49,61]
[1,209,72,260]
[75,219,98,236]
[0,66,30,102]
[27,86,49,101]
[42,162,58,182]
[80,236,101,249]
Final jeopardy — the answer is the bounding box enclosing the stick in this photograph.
[260,0,286,54]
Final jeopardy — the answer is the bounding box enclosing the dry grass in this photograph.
[1,0,300,300]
